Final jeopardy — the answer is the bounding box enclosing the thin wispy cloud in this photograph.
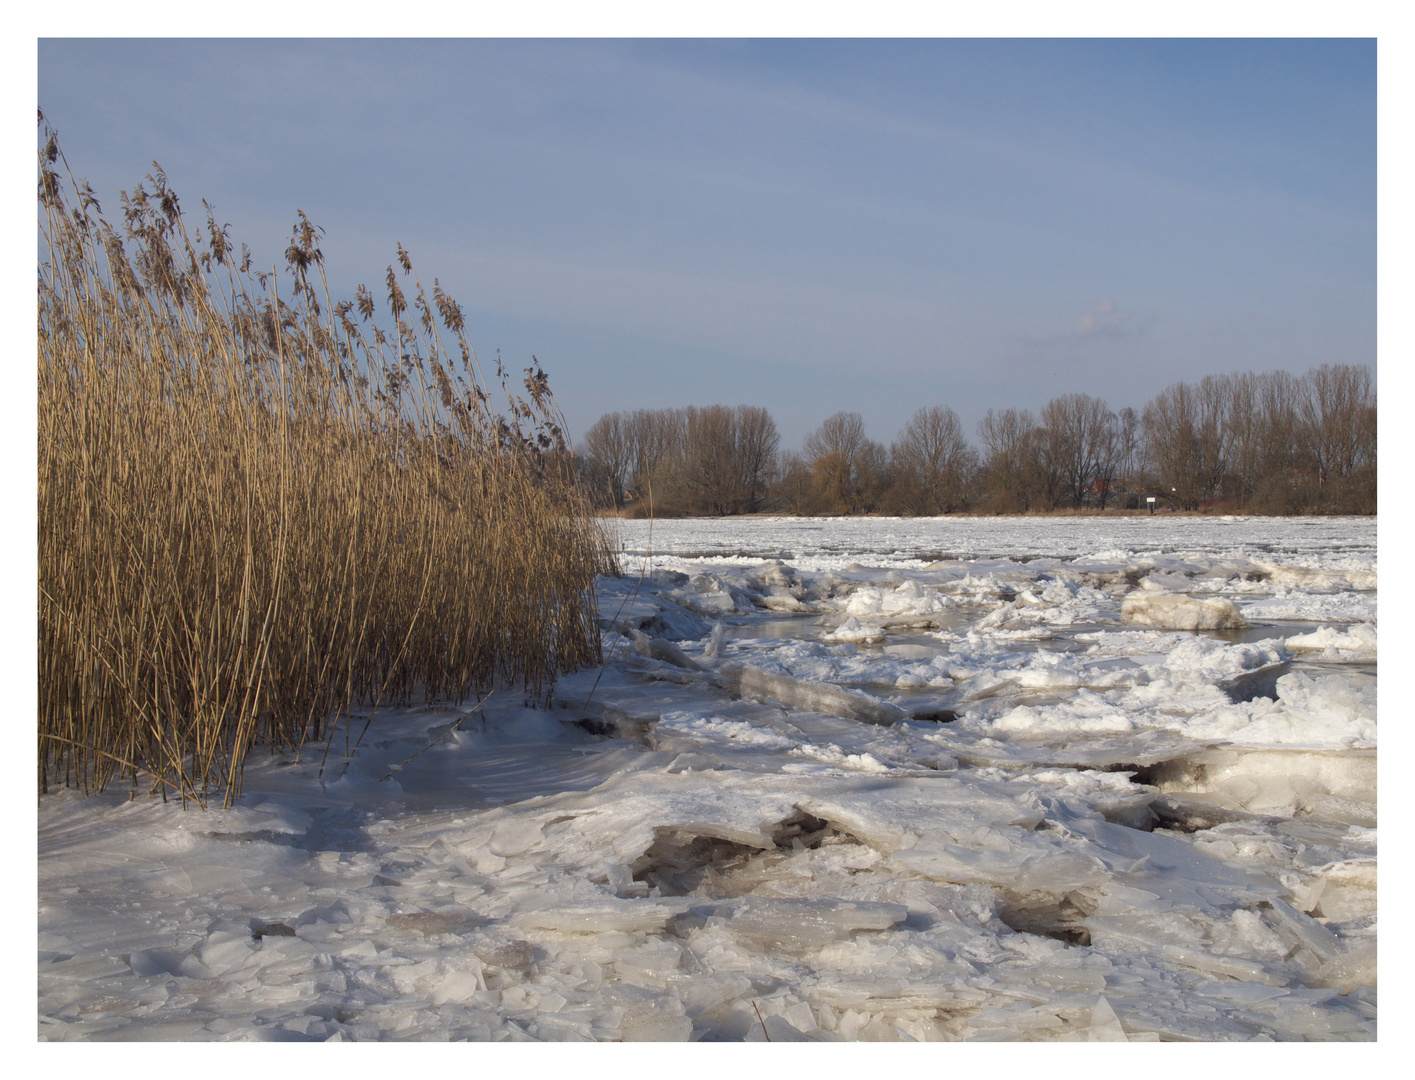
[1071,299,1155,342]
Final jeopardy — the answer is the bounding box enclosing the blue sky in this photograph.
[37,38,1375,451]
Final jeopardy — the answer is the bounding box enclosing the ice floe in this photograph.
[39,516,1377,1042]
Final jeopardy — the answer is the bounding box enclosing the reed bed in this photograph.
[37,117,614,806]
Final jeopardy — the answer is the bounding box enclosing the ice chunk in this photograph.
[1087,996,1128,1042]
[702,621,727,660]
[709,897,908,953]
[1302,794,1376,828]
[1195,981,1291,1006]
[126,950,190,978]
[199,931,255,976]
[821,616,884,644]
[750,560,802,590]
[1265,898,1341,962]
[1151,747,1377,810]
[487,819,545,857]
[387,910,474,936]
[790,743,891,772]
[1242,591,1376,623]
[597,577,711,639]
[813,979,989,1015]
[655,711,797,750]
[1274,672,1377,745]
[755,1014,811,1041]
[630,629,703,671]
[430,968,485,1004]
[957,672,1015,701]
[895,843,1108,893]
[1141,572,1194,592]
[1286,623,1377,661]
[514,899,693,934]
[721,662,906,726]
[1316,943,1376,991]
[1314,859,1376,923]
[760,590,807,612]
[1121,592,1247,630]
[665,573,756,616]
[1251,559,1376,589]
[473,939,535,970]
[605,984,694,1041]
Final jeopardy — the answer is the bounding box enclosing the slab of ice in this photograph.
[1143,745,1375,806]
[1312,859,1376,922]
[1316,943,1376,991]
[1271,672,1376,746]
[596,575,711,639]
[515,900,694,934]
[1240,591,1376,623]
[721,662,907,726]
[1250,559,1376,589]
[1121,592,1248,630]
[1264,898,1342,962]
[1285,623,1376,662]
[894,840,1111,894]
[695,897,909,953]
[664,572,759,617]
[630,630,703,671]
[821,616,884,644]
[843,579,952,622]
[654,710,798,751]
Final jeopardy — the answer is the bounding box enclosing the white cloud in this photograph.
[1076,298,1136,338]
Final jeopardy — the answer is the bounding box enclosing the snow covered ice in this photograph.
[38,516,1377,1041]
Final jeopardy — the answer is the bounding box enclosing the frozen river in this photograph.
[39,516,1376,1041]
[607,513,1377,571]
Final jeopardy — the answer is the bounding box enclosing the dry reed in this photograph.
[37,115,614,806]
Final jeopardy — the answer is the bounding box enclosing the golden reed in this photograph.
[37,114,614,806]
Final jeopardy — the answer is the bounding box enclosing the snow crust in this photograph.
[39,516,1376,1042]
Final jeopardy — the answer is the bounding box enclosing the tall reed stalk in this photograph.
[37,115,614,806]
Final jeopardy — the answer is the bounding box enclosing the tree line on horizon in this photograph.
[577,364,1375,517]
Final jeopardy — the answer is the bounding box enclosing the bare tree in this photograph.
[1106,405,1141,506]
[679,405,738,514]
[1142,382,1201,509]
[1193,374,1233,503]
[977,408,1038,511]
[1301,363,1375,484]
[1253,370,1303,506]
[809,452,853,514]
[804,412,872,513]
[1030,414,1068,510]
[773,450,815,514]
[580,411,634,506]
[805,411,867,465]
[625,407,684,506]
[1225,373,1262,504]
[891,405,978,514]
[855,439,892,513]
[1039,393,1115,508]
[735,405,780,513]
[1141,376,1233,509]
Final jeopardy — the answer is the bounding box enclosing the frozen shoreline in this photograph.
[39,517,1376,1041]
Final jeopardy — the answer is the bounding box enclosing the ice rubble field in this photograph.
[38,516,1377,1042]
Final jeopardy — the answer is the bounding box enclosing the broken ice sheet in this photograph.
[39,516,1376,1041]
